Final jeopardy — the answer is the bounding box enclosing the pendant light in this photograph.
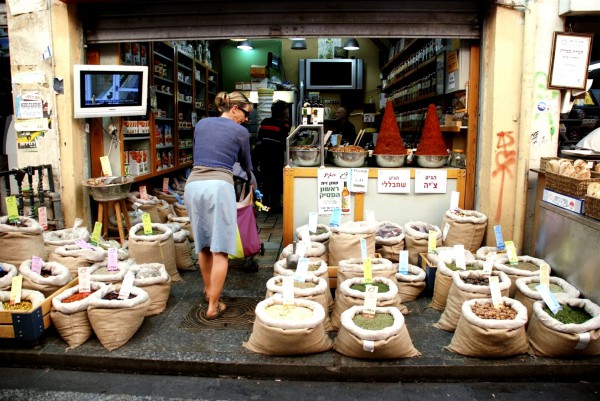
[290,39,307,50]
[343,38,360,51]
[237,40,253,51]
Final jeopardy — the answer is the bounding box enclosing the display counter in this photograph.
[282,166,466,246]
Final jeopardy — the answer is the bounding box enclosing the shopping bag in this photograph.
[237,203,261,257]
[229,226,245,259]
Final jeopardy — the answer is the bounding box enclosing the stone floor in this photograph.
[1,212,599,382]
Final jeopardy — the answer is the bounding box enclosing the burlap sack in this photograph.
[87,283,150,351]
[435,270,511,332]
[0,263,18,290]
[88,259,132,283]
[295,223,331,246]
[280,241,327,264]
[50,281,105,349]
[19,260,72,298]
[395,264,426,303]
[156,199,172,223]
[0,216,47,265]
[43,222,89,254]
[375,221,405,262]
[0,288,45,308]
[95,239,130,261]
[129,263,171,316]
[328,221,377,267]
[514,276,581,322]
[475,246,507,261]
[173,230,195,270]
[403,221,442,266]
[167,214,194,243]
[447,297,528,357]
[493,255,545,297]
[430,256,482,311]
[127,192,161,223]
[128,223,181,282]
[337,258,396,286]
[173,202,188,217]
[528,299,600,357]
[242,295,332,356]
[152,188,184,205]
[273,258,333,312]
[333,305,421,359]
[441,208,488,253]
[331,276,405,329]
[49,244,107,278]
[265,275,333,331]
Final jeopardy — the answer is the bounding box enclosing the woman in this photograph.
[184,91,253,319]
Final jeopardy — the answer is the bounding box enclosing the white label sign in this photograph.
[282,276,295,306]
[398,251,409,274]
[317,168,350,214]
[377,169,410,194]
[365,210,375,223]
[454,245,466,269]
[350,168,368,193]
[118,272,135,300]
[362,285,378,318]
[450,191,460,211]
[78,267,91,293]
[308,212,318,234]
[294,258,309,282]
[415,169,447,193]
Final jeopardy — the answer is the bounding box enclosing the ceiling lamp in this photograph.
[291,39,307,50]
[237,40,253,50]
[343,38,360,51]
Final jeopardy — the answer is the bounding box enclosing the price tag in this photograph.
[6,196,19,224]
[494,225,505,251]
[31,255,43,274]
[78,266,91,293]
[171,191,183,205]
[299,226,311,246]
[454,245,466,270]
[294,241,307,258]
[365,210,375,223]
[442,222,450,242]
[90,221,102,246]
[362,285,378,318]
[75,239,94,250]
[483,252,496,275]
[100,155,112,177]
[329,208,341,228]
[428,230,437,253]
[450,191,460,211]
[162,178,169,193]
[139,185,148,200]
[363,257,373,284]
[308,212,318,234]
[107,248,119,271]
[142,212,153,235]
[38,206,48,230]
[118,272,135,300]
[398,251,409,274]
[505,241,518,265]
[360,238,368,260]
[539,263,551,288]
[282,276,295,306]
[10,275,23,305]
[489,275,503,308]
[536,284,562,314]
[294,257,309,282]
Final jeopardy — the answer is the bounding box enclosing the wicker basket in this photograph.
[540,157,559,172]
[545,171,600,198]
[584,196,600,220]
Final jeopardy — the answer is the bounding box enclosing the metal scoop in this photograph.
[286,241,300,270]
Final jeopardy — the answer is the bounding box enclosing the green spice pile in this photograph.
[512,261,539,272]
[445,262,482,271]
[284,262,321,271]
[136,229,164,236]
[309,226,328,235]
[353,313,394,330]
[527,283,564,293]
[2,301,33,311]
[350,282,390,293]
[544,304,592,325]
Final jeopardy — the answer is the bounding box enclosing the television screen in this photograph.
[309,61,353,87]
[81,71,143,107]
[267,52,281,71]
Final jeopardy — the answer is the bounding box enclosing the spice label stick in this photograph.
[282,276,294,306]
[38,206,48,230]
[329,208,341,228]
[6,196,19,224]
[308,212,318,234]
[360,239,368,260]
[162,178,169,193]
[295,241,307,259]
[139,185,148,200]
[299,226,311,247]
[365,210,375,223]
[398,251,409,275]
[363,257,373,284]
[489,276,503,308]
[454,245,466,270]
[90,222,102,246]
[536,284,562,314]
[118,272,135,300]
[483,252,496,275]
[428,230,437,253]
[78,266,91,293]
[494,225,505,251]
[442,223,450,242]
[100,156,112,177]
[142,212,153,235]
[75,239,94,250]
[31,256,43,275]
[505,241,518,265]
[362,285,378,318]
[107,248,119,272]
[10,275,23,305]
[539,263,551,288]
[294,258,309,283]
[450,191,460,211]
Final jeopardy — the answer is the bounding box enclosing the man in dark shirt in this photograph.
[256,100,290,212]
[334,106,356,145]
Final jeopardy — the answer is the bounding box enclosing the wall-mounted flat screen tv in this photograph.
[73,64,148,119]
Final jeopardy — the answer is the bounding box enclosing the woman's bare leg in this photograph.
[198,248,212,299]
[206,251,229,317]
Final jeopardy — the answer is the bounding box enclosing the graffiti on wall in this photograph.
[492,131,517,223]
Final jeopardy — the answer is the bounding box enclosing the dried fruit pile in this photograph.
[471,302,517,320]
[462,276,489,286]
[102,292,136,300]
[329,145,366,153]
[2,301,33,311]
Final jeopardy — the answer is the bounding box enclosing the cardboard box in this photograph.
[542,188,584,214]
[235,81,251,91]
[250,65,269,78]
[251,78,269,90]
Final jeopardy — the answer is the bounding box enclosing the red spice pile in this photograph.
[62,292,92,303]
[416,104,448,155]
[373,100,406,155]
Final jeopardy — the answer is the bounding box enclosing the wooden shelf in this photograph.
[383,57,435,92]
[392,92,436,108]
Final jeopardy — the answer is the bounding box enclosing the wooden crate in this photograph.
[328,265,338,289]
[0,278,78,341]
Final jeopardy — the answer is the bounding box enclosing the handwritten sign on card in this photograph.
[415,170,447,193]
[377,169,410,193]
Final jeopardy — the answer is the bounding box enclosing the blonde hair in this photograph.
[214,91,253,114]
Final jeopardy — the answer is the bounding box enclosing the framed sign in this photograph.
[548,32,593,90]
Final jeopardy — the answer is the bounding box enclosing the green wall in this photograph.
[221,40,282,91]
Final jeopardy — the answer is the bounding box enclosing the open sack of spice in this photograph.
[528,298,600,358]
[375,221,405,263]
[128,222,181,282]
[333,305,421,359]
[429,249,477,311]
[328,221,377,267]
[127,191,162,223]
[173,202,187,217]
[395,264,427,303]
[43,218,89,254]
[280,241,327,264]
[440,208,488,253]
[87,282,151,351]
[0,263,18,290]
[435,269,511,332]
[172,229,195,271]
[475,246,507,261]
[19,260,72,298]
[49,244,107,278]
[295,223,332,247]
[493,255,547,298]
[331,276,406,330]
[0,289,45,312]
[514,276,580,323]
[273,258,332,312]
[88,259,133,284]
[403,221,442,266]
[265,275,333,331]
[242,295,332,356]
[51,281,106,349]
[447,297,529,357]
[167,214,194,243]
[337,257,396,287]
[152,188,184,205]
[128,263,171,316]
[0,216,48,266]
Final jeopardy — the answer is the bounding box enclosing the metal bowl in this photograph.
[374,154,407,168]
[83,176,133,201]
[290,147,321,167]
[415,155,448,168]
[329,150,368,168]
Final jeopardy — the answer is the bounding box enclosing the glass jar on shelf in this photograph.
[450,149,466,168]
